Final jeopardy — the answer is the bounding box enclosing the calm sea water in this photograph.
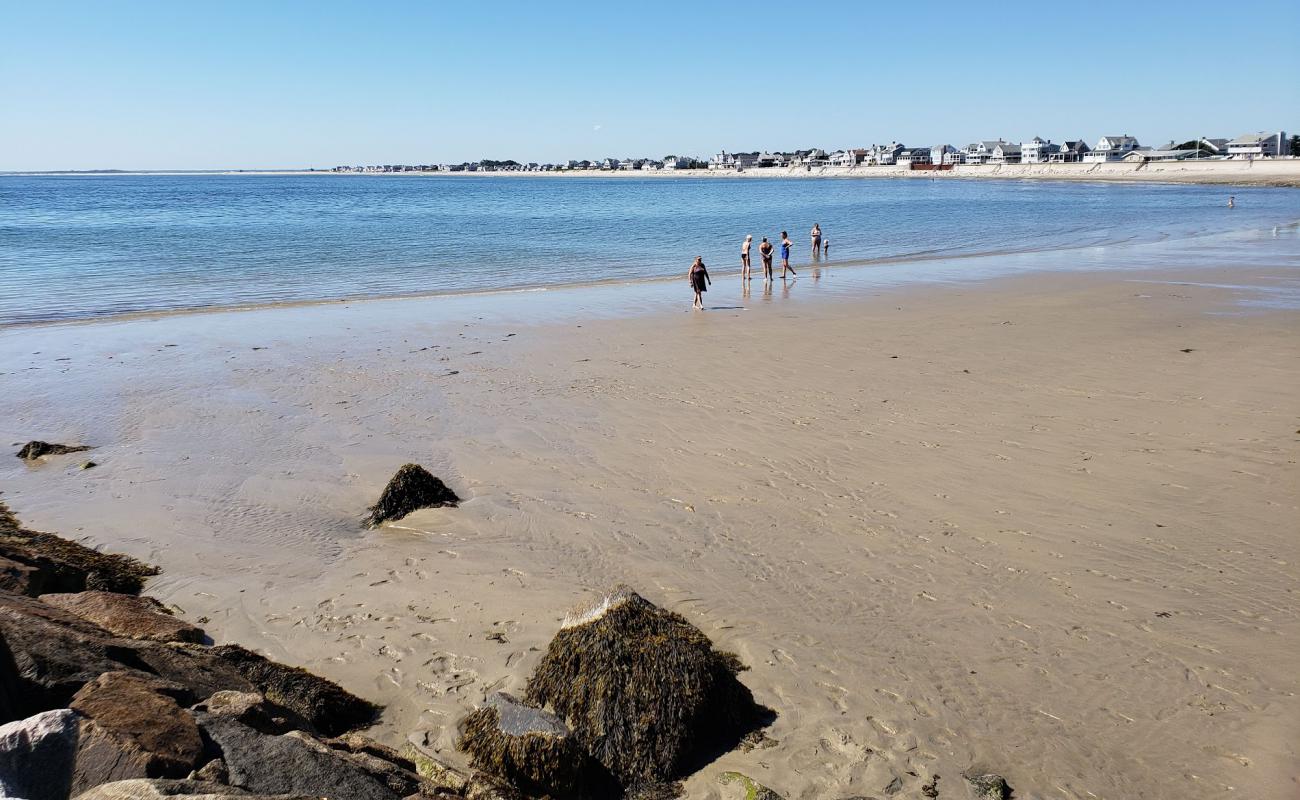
[2,174,1298,325]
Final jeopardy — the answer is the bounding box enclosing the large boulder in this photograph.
[0,501,158,595]
[0,589,137,715]
[524,586,770,787]
[364,464,460,527]
[458,692,615,799]
[0,708,80,800]
[70,671,204,781]
[41,592,206,644]
[192,690,313,736]
[16,441,92,460]
[194,713,402,800]
[72,778,316,798]
[202,644,379,736]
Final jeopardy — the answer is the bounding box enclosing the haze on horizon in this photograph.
[2,0,1297,172]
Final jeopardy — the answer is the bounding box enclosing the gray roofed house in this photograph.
[988,142,1022,165]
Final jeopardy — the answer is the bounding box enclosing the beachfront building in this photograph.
[709,151,737,170]
[874,143,905,165]
[1050,140,1091,162]
[619,159,636,171]
[931,144,958,165]
[1021,137,1061,163]
[897,147,932,166]
[1226,131,1287,158]
[755,152,786,168]
[662,155,688,170]
[1083,135,1140,162]
[988,142,1022,165]
[961,140,1007,165]
[830,148,869,167]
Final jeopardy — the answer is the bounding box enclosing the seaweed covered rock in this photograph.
[193,690,314,736]
[0,501,158,595]
[524,586,769,787]
[365,463,460,527]
[204,644,380,737]
[41,591,206,644]
[719,772,785,800]
[458,692,615,798]
[72,778,312,798]
[16,440,92,460]
[964,772,1013,800]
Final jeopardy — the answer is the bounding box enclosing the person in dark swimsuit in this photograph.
[741,235,753,280]
[758,237,774,282]
[780,231,796,278]
[688,256,711,309]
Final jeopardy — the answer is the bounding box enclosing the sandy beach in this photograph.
[2,241,1298,798]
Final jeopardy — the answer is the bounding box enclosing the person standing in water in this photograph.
[759,237,775,282]
[1228,195,1235,208]
[688,256,711,309]
[741,235,753,280]
[810,223,822,260]
[780,231,797,278]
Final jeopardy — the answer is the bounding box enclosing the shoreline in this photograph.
[6,220,1298,331]
[10,160,1300,187]
[2,231,1298,797]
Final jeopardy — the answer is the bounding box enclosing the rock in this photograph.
[71,778,314,798]
[17,440,92,460]
[81,461,99,470]
[195,712,402,800]
[458,691,615,798]
[191,758,229,783]
[400,742,469,793]
[0,500,158,595]
[283,730,433,797]
[193,690,312,736]
[964,772,1012,799]
[365,464,460,527]
[70,671,205,780]
[72,716,157,792]
[40,591,206,643]
[523,586,771,786]
[124,643,256,703]
[0,708,79,800]
[203,644,379,736]
[0,554,46,596]
[0,589,136,715]
[463,771,525,800]
[718,772,785,800]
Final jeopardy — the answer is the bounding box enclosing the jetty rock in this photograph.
[40,592,205,644]
[1,501,158,596]
[0,708,80,800]
[523,586,772,788]
[16,441,92,461]
[458,691,616,799]
[72,778,315,798]
[364,463,460,527]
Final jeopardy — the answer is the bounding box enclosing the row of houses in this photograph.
[331,156,707,174]
[709,131,1291,169]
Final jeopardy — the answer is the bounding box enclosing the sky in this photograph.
[2,0,1297,170]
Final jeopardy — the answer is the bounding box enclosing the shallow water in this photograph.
[3,174,1298,325]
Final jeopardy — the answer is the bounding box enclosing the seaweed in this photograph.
[364,464,460,528]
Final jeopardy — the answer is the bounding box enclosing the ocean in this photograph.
[2,173,1298,326]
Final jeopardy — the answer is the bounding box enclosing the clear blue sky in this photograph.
[3,0,1297,170]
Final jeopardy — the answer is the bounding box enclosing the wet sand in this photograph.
[1,248,1297,798]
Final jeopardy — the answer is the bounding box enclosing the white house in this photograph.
[874,143,905,165]
[1083,135,1140,162]
[1227,131,1286,158]
[962,140,1006,165]
[1021,137,1061,164]
[931,144,958,165]
[709,151,737,170]
[663,155,691,170]
[832,148,868,167]
[988,142,1022,165]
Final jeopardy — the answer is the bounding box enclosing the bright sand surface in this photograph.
[1,237,1298,798]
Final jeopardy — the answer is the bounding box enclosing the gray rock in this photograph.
[72,716,156,793]
[192,691,311,736]
[196,712,402,800]
[0,708,79,800]
[40,592,205,644]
